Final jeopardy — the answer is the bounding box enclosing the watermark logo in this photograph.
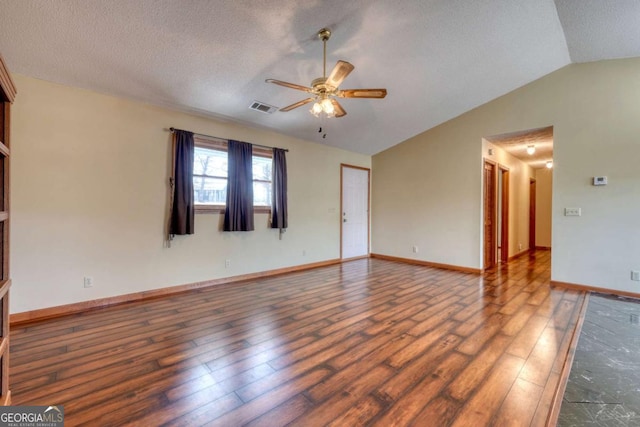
[0,405,64,426]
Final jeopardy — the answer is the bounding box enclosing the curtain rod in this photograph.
[169,127,289,152]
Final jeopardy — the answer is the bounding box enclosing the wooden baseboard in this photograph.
[10,258,342,326]
[551,280,640,300]
[341,255,370,262]
[508,249,531,262]
[370,253,481,274]
[535,246,551,250]
[545,293,589,426]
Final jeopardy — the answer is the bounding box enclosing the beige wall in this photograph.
[12,57,640,312]
[535,167,553,248]
[371,120,481,267]
[373,58,640,293]
[483,141,535,257]
[10,75,370,313]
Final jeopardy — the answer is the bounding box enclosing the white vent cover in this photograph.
[249,101,278,114]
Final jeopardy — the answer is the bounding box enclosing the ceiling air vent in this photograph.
[249,101,278,114]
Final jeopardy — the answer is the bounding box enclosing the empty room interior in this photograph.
[0,1,639,426]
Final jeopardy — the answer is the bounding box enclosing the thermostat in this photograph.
[593,176,607,186]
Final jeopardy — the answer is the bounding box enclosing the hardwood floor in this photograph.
[10,249,585,426]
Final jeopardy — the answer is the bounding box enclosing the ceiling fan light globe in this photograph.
[311,102,323,115]
[321,98,334,114]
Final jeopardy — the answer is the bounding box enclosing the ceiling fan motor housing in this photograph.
[311,77,334,94]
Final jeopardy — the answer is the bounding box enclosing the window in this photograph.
[193,145,227,206]
[252,155,272,207]
[193,137,272,213]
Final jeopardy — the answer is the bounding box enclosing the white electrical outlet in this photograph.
[412,246,419,253]
[631,270,640,281]
[83,277,93,288]
[225,259,231,268]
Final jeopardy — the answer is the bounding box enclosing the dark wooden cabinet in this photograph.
[0,52,16,405]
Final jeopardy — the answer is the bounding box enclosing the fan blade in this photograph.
[325,60,354,89]
[266,79,312,93]
[330,99,347,118]
[280,97,315,112]
[337,88,387,98]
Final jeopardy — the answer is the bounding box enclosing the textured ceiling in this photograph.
[486,126,554,169]
[0,1,639,155]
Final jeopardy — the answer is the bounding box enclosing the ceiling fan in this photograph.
[266,28,387,118]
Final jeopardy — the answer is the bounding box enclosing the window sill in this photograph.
[195,205,272,214]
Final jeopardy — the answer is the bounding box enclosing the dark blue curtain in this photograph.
[169,130,194,236]
[223,140,254,231]
[270,148,288,233]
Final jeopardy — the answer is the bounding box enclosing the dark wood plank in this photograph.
[446,334,512,401]
[450,353,526,426]
[494,378,544,427]
[372,353,469,426]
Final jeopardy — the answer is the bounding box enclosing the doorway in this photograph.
[341,165,370,259]
[484,126,553,266]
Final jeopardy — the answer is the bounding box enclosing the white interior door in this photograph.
[341,166,370,258]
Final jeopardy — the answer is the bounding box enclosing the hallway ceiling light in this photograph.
[526,145,536,155]
[546,160,553,169]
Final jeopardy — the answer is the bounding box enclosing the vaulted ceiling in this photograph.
[1,0,639,155]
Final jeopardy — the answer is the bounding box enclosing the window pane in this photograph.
[194,176,227,204]
[253,181,272,206]
[193,145,273,208]
[194,147,227,177]
[252,156,272,181]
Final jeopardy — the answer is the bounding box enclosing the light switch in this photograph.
[564,207,581,216]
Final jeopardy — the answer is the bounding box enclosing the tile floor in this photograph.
[558,293,640,426]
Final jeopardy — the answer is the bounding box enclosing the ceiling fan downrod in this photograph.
[318,28,331,78]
